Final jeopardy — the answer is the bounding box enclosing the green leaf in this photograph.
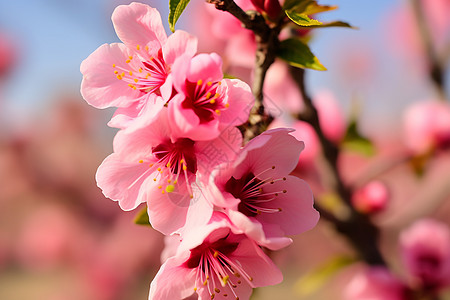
[133,206,152,227]
[283,0,311,11]
[301,2,337,15]
[169,0,191,32]
[277,38,327,71]
[341,119,375,156]
[307,20,356,29]
[295,256,355,296]
[286,11,322,27]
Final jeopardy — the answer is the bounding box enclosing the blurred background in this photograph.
[0,0,449,299]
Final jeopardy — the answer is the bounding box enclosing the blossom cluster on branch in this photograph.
[80,3,319,299]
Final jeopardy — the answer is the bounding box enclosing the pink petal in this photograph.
[162,30,198,65]
[219,79,254,126]
[112,3,167,52]
[95,153,152,210]
[149,254,196,300]
[257,175,319,235]
[230,237,283,287]
[186,53,223,84]
[234,128,304,180]
[227,209,292,250]
[80,43,142,109]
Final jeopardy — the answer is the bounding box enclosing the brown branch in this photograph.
[207,0,277,142]
[290,66,385,266]
[411,0,447,100]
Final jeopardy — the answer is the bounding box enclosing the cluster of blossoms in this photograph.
[81,3,319,300]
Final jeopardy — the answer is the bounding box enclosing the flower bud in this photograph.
[250,0,282,19]
[351,181,389,214]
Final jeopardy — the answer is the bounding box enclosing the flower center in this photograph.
[137,138,197,197]
[113,46,168,95]
[182,79,229,123]
[225,167,286,217]
[185,235,253,300]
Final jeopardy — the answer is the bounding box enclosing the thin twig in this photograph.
[411,0,447,100]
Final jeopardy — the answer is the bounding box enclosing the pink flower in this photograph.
[400,219,450,290]
[168,53,254,140]
[344,266,408,300]
[403,100,450,155]
[313,90,346,144]
[205,128,319,250]
[351,181,389,214]
[149,212,282,300]
[80,2,197,116]
[96,107,242,235]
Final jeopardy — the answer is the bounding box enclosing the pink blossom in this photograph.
[96,108,242,235]
[207,0,257,69]
[400,218,450,290]
[269,118,320,167]
[344,266,408,300]
[313,90,346,143]
[263,60,304,115]
[205,128,319,250]
[168,53,254,140]
[149,212,282,300]
[351,181,389,214]
[403,100,450,154]
[80,2,197,115]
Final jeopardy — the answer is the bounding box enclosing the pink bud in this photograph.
[250,0,282,19]
[352,181,389,214]
[344,266,408,300]
[403,100,450,154]
[400,219,450,290]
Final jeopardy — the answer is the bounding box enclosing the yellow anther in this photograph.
[117,75,122,80]
[134,78,139,83]
[165,185,175,193]
[180,159,184,164]
[147,73,151,77]
[167,179,171,183]
[203,279,208,286]
[194,287,197,291]
[207,81,212,86]
[112,64,116,68]
[197,79,203,86]
[221,275,230,287]
[248,276,253,282]
[149,163,154,167]
[114,70,119,74]
[225,103,230,108]
[214,93,220,98]
[218,81,222,85]
[211,294,215,300]
[183,165,187,171]
[157,167,161,171]
[136,44,140,50]
[161,190,165,194]
[158,185,162,189]
[129,56,133,60]
[145,45,149,51]
[206,92,212,99]
[215,109,221,115]
[213,251,219,258]
[173,180,178,184]
[121,72,125,77]
[139,160,143,163]
[210,99,216,104]
[214,288,220,293]
[153,178,157,181]
[129,71,133,76]
[139,68,143,73]
[126,59,131,63]
[166,162,171,167]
